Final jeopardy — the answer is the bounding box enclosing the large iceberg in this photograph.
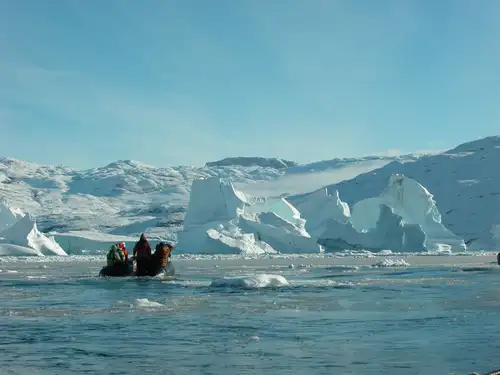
[239,213,322,254]
[183,176,249,228]
[350,174,465,251]
[313,203,427,253]
[292,174,460,253]
[174,177,321,254]
[292,188,350,238]
[0,213,67,256]
[245,197,308,235]
[175,177,274,255]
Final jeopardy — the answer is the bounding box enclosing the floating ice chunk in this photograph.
[210,274,289,289]
[373,258,410,267]
[134,298,164,309]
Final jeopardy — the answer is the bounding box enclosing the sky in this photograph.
[1,0,499,169]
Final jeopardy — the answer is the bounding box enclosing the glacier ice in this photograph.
[292,187,350,238]
[175,177,320,254]
[0,212,67,256]
[239,214,322,254]
[292,174,460,253]
[175,177,274,255]
[183,177,249,228]
[350,174,465,251]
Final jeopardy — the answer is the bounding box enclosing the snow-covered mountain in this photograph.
[1,135,498,252]
[288,136,500,250]
[0,154,412,243]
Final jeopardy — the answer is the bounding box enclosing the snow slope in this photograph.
[289,136,500,250]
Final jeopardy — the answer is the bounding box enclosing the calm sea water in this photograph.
[0,255,499,375]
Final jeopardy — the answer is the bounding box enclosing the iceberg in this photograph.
[317,204,427,253]
[350,174,465,251]
[175,177,274,255]
[239,213,322,254]
[0,213,67,256]
[175,177,321,254]
[49,230,139,255]
[245,197,307,231]
[288,136,500,250]
[210,274,289,289]
[183,177,249,228]
[292,188,350,237]
[175,222,274,255]
[0,244,44,256]
[290,176,445,252]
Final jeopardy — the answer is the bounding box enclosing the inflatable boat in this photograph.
[99,261,175,277]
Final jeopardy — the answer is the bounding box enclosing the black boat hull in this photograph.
[99,262,175,277]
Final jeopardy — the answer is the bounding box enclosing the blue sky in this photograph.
[1,0,499,168]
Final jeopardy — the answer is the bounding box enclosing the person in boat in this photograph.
[119,242,129,264]
[133,233,152,276]
[149,242,174,275]
[106,242,128,268]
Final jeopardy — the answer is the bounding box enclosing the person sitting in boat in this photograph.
[133,234,151,276]
[118,242,129,264]
[106,243,128,267]
[149,242,174,275]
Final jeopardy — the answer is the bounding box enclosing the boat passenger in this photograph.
[133,233,152,276]
[150,242,174,275]
[106,243,127,267]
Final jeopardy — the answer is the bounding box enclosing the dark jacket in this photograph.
[133,238,151,261]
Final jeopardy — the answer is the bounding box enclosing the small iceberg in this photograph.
[373,258,410,268]
[210,274,289,289]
